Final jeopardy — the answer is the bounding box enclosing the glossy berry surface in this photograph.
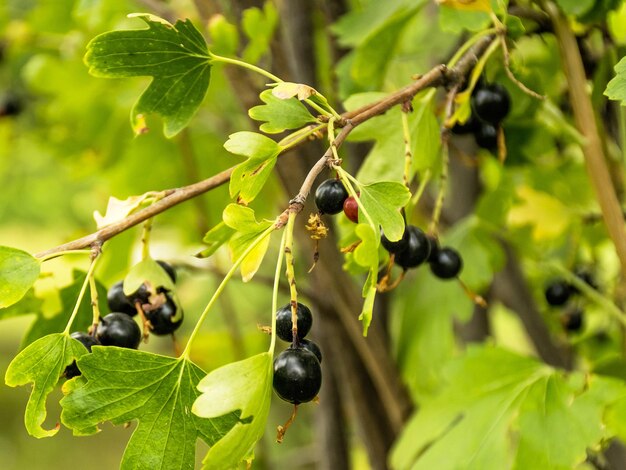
[343,196,359,223]
[300,339,322,363]
[145,294,183,336]
[273,347,322,404]
[276,302,313,342]
[561,307,584,332]
[545,280,571,306]
[107,281,137,316]
[96,312,142,349]
[429,247,463,279]
[474,123,498,150]
[471,84,511,125]
[381,228,411,254]
[426,235,440,263]
[65,332,100,379]
[315,179,349,215]
[157,260,177,283]
[394,226,431,269]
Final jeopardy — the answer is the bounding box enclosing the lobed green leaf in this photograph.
[0,246,40,309]
[5,333,87,438]
[84,14,211,137]
[61,347,240,470]
[249,89,317,134]
[193,353,273,469]
[605,56,626,105]
[358,181,411,242]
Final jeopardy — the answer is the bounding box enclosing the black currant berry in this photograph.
[471,83,511,125]
[96,312,142,349]
[107,281,137,316]
[300,339,322,363]
[394,226,431,269]
[157,260,177,283]
[65,332,100,379]
[573,268,597,292]
[474,123,498,150]
[426,235,440,263]
[275,302,313,342]
[145,294,183,336]
[343,196,359,223]
[315,179,349,215]
[273,347,322,404]
[429,247,463,279]
[561,307,584,333]
[381,228,411,254]
[451,114,479,135]
[0,94,23,118]
[544,280,571,306]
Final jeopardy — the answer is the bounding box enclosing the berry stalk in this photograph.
[62,251,101,335]
[283,211,300,346]
[270,231,288,356]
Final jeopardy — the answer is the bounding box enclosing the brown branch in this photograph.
[35,34,495,259]
[546,3,626,281]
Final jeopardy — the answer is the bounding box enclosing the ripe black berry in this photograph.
[545,280,571,306]
[471,84,511,125]
[381,228,411,254]
[157,260,177,283]
[107,281,137,316]
[426,235,439,263]
[273,347,322,404]
[343,196,359,223]
[451,114,479,135]
[145,293,183,335]
[315,179,349,215]
[276,302,313,342]
[561,307,583,332]
[394,226,431,269]
[65,332,100,379]
[474,123,498,150]
[96,312,142,349]
[0,94,23,118]
[429,247,463,279]
[300,339,322,363]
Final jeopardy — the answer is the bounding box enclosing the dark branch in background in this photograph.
[35,35,495,259]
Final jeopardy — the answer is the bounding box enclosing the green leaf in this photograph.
[207,14,239,56]
[5,333,87,438]
[605,56,626,105]
[350,8,418,90]
[193,353,273,469]
[84,14,211,137]
[223,204,273,282]
[554,0,595,16]
[0,288,42,321]
[241,3,279,64]
[352,224,380,336]
[225,132,282,204]
[358,181,411,242]
[249,89,317,134]
[61,347,240,469]
[391,346,623,470]
[0,246,41,308]
[123,257,175,296]
[197,222,236,259]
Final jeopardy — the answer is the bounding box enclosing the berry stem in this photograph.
[446,28,498,68]
[62,252,100,335]
[401,109,413,188]
[87,273,101,336]
[180,225,276,359]
[284,211,300,346]
[141,218,153,260]
[270,231,288,356]
[278,123,326,150]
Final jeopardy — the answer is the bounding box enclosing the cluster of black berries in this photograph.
[544,269,596,333]
[272,302,322,405]
[64,260,182,379]
[452,82,511,151]
[382,227,462,279]
[315,178,463,280]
